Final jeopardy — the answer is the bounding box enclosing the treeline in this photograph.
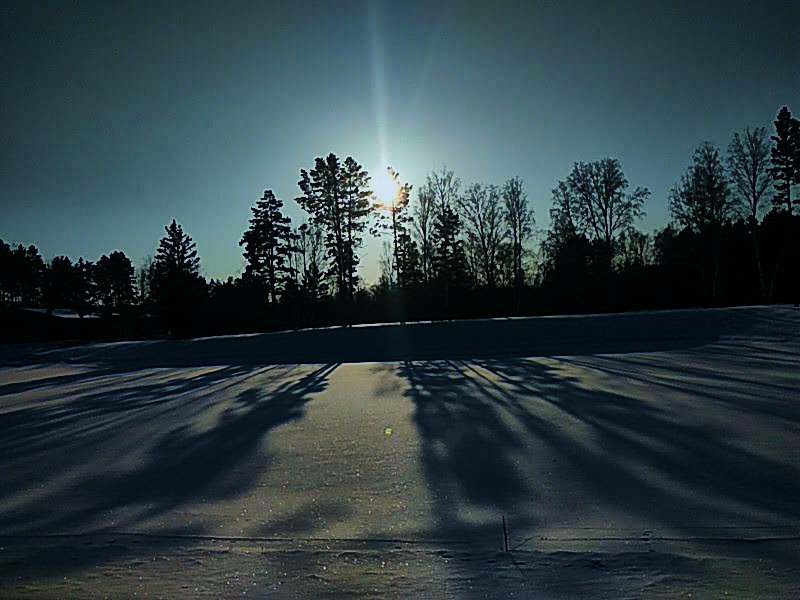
[1,106,798,340]
[0,243,135,316]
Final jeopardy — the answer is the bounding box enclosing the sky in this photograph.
[2,0,798,283]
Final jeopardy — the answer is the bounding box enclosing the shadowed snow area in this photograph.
[3,305,794,367]
[1,306,799,598]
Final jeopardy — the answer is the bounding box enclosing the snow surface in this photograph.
[1,306,798,598]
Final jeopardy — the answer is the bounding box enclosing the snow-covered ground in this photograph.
[1,306,798,598]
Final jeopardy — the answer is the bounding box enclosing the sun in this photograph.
[373,164,400,209]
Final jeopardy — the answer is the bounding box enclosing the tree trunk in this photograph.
[712,243,720,306]
[768,240,789,303]
[605,239,614,310]
[752,227,766,303]
[392,210,400,289]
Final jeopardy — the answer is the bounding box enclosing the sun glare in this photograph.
[373,165,399,209]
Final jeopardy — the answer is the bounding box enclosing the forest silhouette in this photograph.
[1,106,798,342]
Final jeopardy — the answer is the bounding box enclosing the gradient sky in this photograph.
[2,1,798,282]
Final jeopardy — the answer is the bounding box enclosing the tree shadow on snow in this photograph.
[475,356,800,527]
[397,360,537,542]
[389,350,800,596]
[0,363,338,581]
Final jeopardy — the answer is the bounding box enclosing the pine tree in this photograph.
[297,154,345,299]
[296,153,373,304]
[341,157,374,299]
[240,190,298,303]
[769,106,800,214]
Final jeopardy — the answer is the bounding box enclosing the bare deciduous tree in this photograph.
[568,158,648,255]
[414,167,461,295]
[458,183,505,288]
[670,142,733,303]
[297,221,327,300]
[412,185,436,283]
[727,126,773,300]
[728,126,773,222]
[502,176,535,292]
[670,142,733,234]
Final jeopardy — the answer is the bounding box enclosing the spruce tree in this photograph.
[73,257,96,317]
[151,219,203,331]
[431,203,470,310]
[240,189,297,303]
[396,228,422,288]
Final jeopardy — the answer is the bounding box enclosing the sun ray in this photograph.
[368,3,389,168]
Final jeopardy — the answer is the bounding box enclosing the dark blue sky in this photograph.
[2,1,798,281]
